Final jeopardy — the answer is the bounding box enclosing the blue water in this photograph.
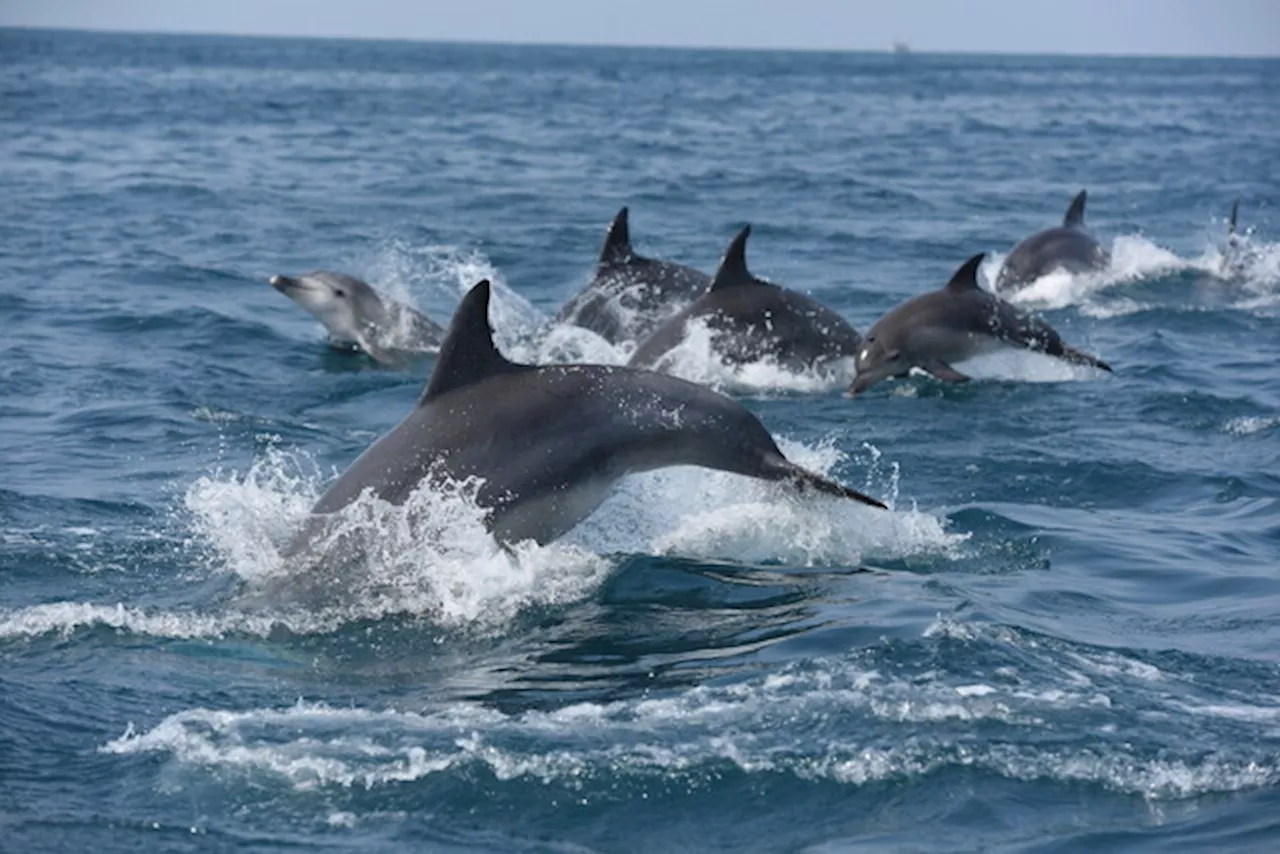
[3,27,1279,852]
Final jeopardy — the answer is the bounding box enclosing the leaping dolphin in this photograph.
[628,225,863,375]
[555,207,712,345]
[849,254,1112,396]
[270,271,444,364]
[288,279,885,558]
[995,190,1110,295]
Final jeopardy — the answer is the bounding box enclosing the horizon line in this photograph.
[3,24,1277,61]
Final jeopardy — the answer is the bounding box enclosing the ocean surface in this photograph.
[2,27,1279,852]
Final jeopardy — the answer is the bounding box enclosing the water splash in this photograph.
[0,433,951,641]
[628,316,857,394]
[995,232,1280,318]
[349,240,882,393]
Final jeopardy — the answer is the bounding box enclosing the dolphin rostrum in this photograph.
[850,254,1112,396]
[270,270,444,364]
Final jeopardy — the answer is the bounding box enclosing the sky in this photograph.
[2,0,1278,57]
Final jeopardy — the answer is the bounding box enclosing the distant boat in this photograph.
[892,41,911,54]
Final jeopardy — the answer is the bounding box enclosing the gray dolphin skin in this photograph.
[555,207,712,345]
[849,254,1112,396]
[270,270,444,364]
[995,190,1111,294]
[628,225,863,373]
[288,278,885,558]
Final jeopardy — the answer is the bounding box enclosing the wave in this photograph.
[100,618,1280,800]
[1223,415,1280,437]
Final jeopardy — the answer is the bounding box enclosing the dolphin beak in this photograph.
[270,274,296,293]
[847,374,870,398]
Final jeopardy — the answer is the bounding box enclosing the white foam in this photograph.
[186,456,612,632]
[163,426,948,634]
[1224,415,1280,437]
[0,601,299,640]
[356,240,884,392]
[566,439,960,566]
[183,446,323,586]
[0,432,946,642]
[101,649,1278,800]
[1175,701,1280,723]
[633,317,856,394]
[363,240,648,367]
[364,241,562,361]
[998,231,1280,317]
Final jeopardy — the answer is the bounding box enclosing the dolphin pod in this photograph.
[283,279,885,562]
[266,196,1255,566]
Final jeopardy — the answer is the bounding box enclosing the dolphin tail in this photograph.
[1059,346,1113,373]
[764,455,887,509]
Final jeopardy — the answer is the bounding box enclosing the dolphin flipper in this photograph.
[922,359,971,383]
[761,455,887,509]
[1058,346,1113,373]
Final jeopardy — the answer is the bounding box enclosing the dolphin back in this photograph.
[996,228,1108,293]
[556,208,711,344]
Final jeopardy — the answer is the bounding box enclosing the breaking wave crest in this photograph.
[101,617,1280,801]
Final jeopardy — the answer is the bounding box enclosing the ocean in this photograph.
[1,27,1278,852]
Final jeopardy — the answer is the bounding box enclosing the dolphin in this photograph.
[849,254,1112,396]
[995,190,1111,295]
[288,279,885,558]
[555,207,712,345]
[628,225,863,375]
[270,271,444,365]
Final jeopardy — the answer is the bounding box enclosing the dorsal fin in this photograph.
[420,280,527,404]
[598,206,632,266]
[1229,200,1239,236]
[1063,190,1088,228]
[944,253,986,293]
[710,225,764,292]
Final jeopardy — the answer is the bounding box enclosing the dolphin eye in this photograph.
[334,289,346,298]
